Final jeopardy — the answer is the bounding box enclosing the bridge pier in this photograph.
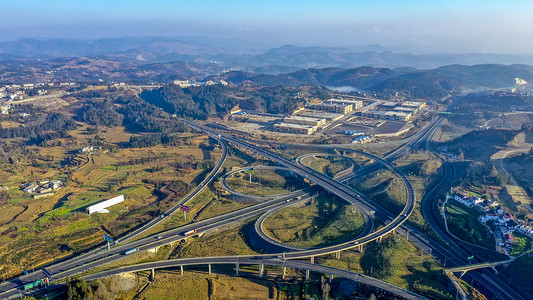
[150,269,155,281]
[180,265,184,276]
[335,251,341,259]
[305,269,310,281]
[358,244,363,252]
[208,264,212,275]
[329,274,333,283]
[259,264,264,277]
[282,266,286,280]
[460,271,466,278]
[377,236,382,243]
[310,256,314,264]
[236,264,240,276]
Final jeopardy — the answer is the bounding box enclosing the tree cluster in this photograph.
[360,237,399,279]
[117,96,187,133]
[0,113,76,145]
[66,277,93,300]
[140,85,237,120]
[79,99,123,127]
[242,86,303,114]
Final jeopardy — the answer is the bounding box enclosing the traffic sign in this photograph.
[180,205,190,213]
[245,169,254,174]
[103,234,113,243]
[42,268,52,278]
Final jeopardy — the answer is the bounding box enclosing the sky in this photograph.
[2,0,533,54]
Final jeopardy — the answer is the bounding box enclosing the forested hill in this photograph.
[140,85,310,119]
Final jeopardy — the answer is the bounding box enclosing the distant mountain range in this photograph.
[207,64,533,98]
[2,37,533,71]
[1,37,533,99]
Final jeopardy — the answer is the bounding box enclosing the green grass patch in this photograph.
[100,165,131,171]
[53,219,92,236]
[308,158,330,173]
[359,236,453,299]
[225,177,291,196]
[445,202,494,249]
[353,171,406,215]
[510,233,532,256]
[196,197,251,221]
[466,191,482,197]
[172,225,256,258]
[120,185,152,200]
[263,195,366,248]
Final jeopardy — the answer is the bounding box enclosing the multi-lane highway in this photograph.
[0,138,229,298]
[0,118,418,299]
[0,190,323,299]
[81,256,427,300]
[118,138,228,243]
[182,119,417,258]
[2,106,525,299]
[193,114,526,300]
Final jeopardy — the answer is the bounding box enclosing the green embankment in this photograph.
[263,196,366,248]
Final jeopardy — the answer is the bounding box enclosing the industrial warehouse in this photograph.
[86,195,125,215]
[232,96,426,136]
[319,98,363,114]
[272,98,364,135]
[362,101,426,121]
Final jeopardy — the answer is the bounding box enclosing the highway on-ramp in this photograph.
[81,256,427,300]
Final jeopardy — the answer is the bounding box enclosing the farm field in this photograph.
[0,121,217,278]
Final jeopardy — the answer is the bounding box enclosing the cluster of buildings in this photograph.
[80,146,98,153]
[362,101,426,122]
[21,180,63,199]
[0,83,58,114]
[0,101,11,114]
[453,192,484,207]
[173,80,228,88]
[452,190,533,253]
[273,98,364,135]
[1,85,24,98]
[274,115,327,135]
[319,98,363,114]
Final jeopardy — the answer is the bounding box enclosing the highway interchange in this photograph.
[0,107,527,300]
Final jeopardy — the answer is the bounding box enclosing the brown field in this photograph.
[99,126,133,144]
[0,134,218,277]
[137,272,277,300]
[0,121,23,128]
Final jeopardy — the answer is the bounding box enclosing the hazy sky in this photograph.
[2,0,533,53]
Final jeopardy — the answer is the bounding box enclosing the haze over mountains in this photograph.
[1,36,533,99]
[2,36,533,71]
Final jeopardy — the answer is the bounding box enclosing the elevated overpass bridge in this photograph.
[444,258,515,278]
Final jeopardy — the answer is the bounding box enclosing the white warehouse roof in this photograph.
[86,195,125,215]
